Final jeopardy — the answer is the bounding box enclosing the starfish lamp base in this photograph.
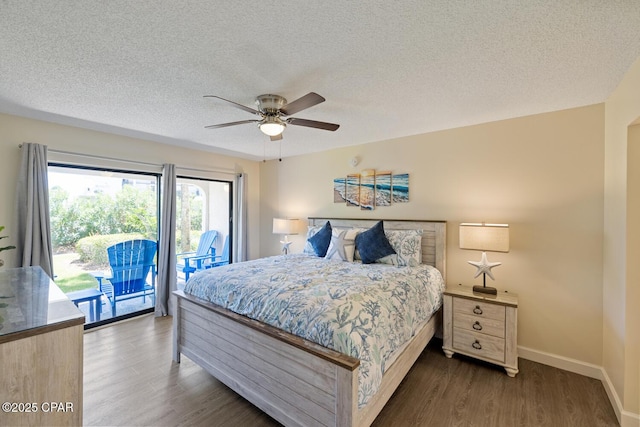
[280,236,292,255]
[468,252,501,295]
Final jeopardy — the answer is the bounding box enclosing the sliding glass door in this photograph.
[48,165,160,327]
[47,165,233,325]
[176,176,232,288]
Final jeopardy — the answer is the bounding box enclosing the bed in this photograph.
[173,218,446,427]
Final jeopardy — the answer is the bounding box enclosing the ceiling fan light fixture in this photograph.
[259,116,286,136]
[205,92,338,140]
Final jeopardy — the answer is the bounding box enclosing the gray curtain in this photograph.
[235,173,248,262]
[15,143,54,277]
[156,164,177,316]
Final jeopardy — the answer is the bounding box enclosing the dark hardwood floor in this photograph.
[83,314,618,427]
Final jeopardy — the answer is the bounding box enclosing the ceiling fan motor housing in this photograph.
[256,94,287,115]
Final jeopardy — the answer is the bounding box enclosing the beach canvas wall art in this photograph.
[333,170,409,209]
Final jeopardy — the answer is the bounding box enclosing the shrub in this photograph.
[75,233,145,266]
[50,185,158,248]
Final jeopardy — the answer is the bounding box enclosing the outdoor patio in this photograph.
[71,290,153,324]
[55,242,218,326]
[70,276,188,325]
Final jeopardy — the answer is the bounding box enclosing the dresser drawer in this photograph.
[453,312,505,338]
[453,297,505,321]
[453,327,505,363]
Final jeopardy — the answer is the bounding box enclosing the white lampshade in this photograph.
[459,223,509,252]
[273,218,299,235]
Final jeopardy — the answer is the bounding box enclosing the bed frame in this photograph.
[173,218,446,427]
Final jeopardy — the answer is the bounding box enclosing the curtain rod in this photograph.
[18,144,237,175]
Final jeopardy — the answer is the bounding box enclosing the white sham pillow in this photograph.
[325,228,359,262]
[377,229,423,266]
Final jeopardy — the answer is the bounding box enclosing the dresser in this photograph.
[442,285,518,377]
[0,266,85,426]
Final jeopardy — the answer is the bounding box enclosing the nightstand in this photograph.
[442,285,519,377]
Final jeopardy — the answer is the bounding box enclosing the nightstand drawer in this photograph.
[453,327,505,363]
[453,297,505,321]
[453,312,505,338]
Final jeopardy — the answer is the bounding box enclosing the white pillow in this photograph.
[377,229,423,266]
[325,228,359,262]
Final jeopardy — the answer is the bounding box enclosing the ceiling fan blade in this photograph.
[279,92,325,116]
[204,95,261,115]
[270,134,283,141]
[286,117,340,131]
[205,119,259,129]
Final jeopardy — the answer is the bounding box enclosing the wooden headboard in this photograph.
[308,218,447,281]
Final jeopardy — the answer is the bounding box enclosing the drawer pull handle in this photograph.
[473,305,483,315]
[472,321,483,331]
[472,340,482,350]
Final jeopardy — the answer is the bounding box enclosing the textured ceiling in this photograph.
[1,1,640,161]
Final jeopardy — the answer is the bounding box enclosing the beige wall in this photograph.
[260,104,605,365]
[604,55,640,421]
[626,124,640,417]
[0,113,262,265]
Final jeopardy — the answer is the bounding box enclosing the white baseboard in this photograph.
[518,346,640,427]
[518,345,603,379]
[622,412,640,427]
[600,369,640,427]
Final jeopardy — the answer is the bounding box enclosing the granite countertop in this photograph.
[0,266,84,344]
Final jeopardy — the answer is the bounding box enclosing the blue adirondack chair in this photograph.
[209,235,230,268]
[177,230,218,281]
[96,239,157,318]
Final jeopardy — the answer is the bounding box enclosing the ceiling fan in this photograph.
[204,92,340,141]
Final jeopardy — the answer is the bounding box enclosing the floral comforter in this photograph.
[184,253,445,407]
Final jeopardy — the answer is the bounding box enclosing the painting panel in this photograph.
[392,173,409,203]
[333,178,346,203]
[359,169,375,210]
[375,171,392,207]
[346,174,360,207]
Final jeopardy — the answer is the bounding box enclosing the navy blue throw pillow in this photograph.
[355,221,396,264]
[308,221,332,257]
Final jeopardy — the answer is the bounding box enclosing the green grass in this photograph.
[55,272,99,293]
[53,251,103,293]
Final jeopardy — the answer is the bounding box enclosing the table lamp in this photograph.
[273,218,299,254]
[459,223,509,295]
